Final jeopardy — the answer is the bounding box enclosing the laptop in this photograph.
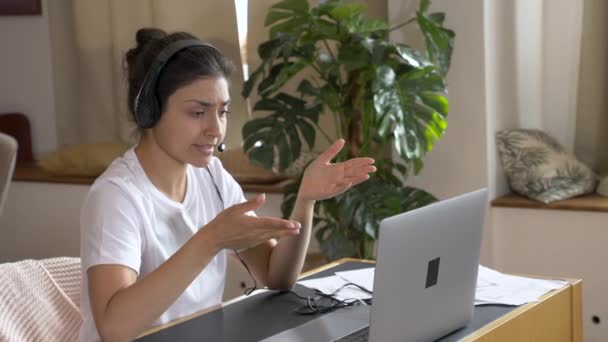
[261,188,487,342]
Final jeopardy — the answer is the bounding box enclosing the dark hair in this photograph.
[124,28,234,119]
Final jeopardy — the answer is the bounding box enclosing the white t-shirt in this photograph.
[79,148,247,342]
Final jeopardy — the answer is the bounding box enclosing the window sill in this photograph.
[491,193,608,213]
[12,163,292,194]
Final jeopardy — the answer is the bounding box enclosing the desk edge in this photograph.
[136,258,366,338]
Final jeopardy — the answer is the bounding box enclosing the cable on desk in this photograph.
[233,255,374,315]
[285,282,373,315]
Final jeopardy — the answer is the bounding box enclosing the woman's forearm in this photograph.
[95,228,221,342]
[267,196,315,289]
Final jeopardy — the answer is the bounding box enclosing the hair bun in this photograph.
[135,28,167,48]
[125,28,167,76]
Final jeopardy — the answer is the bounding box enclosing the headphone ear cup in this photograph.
[135,74,161,128]
[133,40,217,129]
[135,101,153,128]
[152,97,161,126]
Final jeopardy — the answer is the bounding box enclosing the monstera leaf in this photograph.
[242,0,454,260]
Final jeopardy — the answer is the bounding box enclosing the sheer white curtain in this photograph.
[49,0,247,149]
[515,0,583,153]
[484,0,584,197]
[575,0,608,176]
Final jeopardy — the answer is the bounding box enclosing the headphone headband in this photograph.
[133,39,219,128]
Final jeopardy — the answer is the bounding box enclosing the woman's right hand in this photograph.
[203,194,301,251]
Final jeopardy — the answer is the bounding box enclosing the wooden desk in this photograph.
[137,258,582,342]
[460,273,582,342]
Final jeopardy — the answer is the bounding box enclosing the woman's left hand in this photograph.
[298,139,376,202]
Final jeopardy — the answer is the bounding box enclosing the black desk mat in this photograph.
[136,261,517,341]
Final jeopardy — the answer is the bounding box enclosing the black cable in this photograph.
[205,167,225,209]
[233,248,259,295]
[286,282,373,315]
[205,167,259,295]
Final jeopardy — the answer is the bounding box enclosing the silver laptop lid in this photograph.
[369,188,487,342]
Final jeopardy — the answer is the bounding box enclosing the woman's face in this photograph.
[152,76,229,168]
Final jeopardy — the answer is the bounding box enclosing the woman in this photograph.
[79,28,376,342]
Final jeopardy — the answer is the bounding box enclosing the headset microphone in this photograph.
[217,142,226,152]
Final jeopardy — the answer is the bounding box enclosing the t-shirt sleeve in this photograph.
[80,179,143,274]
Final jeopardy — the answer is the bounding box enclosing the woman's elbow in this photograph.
[266,276,297,291]
[97,320,135,342]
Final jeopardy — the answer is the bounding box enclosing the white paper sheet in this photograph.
[297,265,568,307]
[474,265,568,306]
[297,275,372,302]
[335,268,375,292]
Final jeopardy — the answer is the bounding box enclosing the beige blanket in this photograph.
[0,257,82,342]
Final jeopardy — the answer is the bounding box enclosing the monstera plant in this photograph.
[241,0,454,261]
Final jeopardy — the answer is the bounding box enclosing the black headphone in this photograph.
[133,39,219,129]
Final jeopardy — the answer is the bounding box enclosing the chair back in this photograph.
[0,132,17,216]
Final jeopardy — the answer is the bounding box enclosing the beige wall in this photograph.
[575,0,608,176]
[0,0,57,158]
[358,0,386,21]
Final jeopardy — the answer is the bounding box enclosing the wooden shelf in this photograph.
[491,194,608,213]
[13,163,95,185]
[12,164,292,194]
